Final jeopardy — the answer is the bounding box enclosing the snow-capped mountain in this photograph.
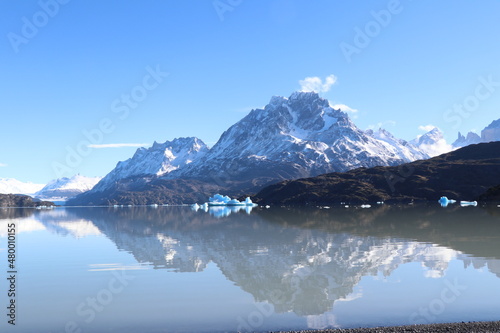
[73,92,431,204]
[91,137,209,192]
[452,131,482,148]
[409,127,452,157]
[168,92,428,184]
[35,174,102,201]
[0,178,45,195]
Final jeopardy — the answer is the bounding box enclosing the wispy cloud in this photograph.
[418,124,437,132]
[0,163,7,167]
[418,141,453,157]
[88,143,150,149]
[299,74,337,93]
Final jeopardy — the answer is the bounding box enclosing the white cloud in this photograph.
[418,140,453,157]
[299,74,337,93]
[329,103,358,113]
[0,163,7,167]
[88,143,150,149]
[418,124,437,132]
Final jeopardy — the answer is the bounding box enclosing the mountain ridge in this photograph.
[70,92,431,205]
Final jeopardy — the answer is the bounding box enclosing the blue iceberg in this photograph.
[207,194,257,207]
[438,196,457,207]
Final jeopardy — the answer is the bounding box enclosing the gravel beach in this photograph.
[272,321,500,333]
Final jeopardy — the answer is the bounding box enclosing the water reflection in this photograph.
[191,204,256,218]
[2,205,500,319]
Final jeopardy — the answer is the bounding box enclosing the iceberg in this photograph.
[438,196,457,207]
[207,194,257,207]
[226,199,246,206]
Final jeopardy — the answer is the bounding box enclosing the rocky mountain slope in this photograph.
[0,194,54,207]
[91,137,208,193]
[252,141,500,205]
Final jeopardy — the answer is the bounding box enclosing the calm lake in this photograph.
[1,204,500,332]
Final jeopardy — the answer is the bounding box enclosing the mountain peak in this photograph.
[92,137,209,192]
[73,91,431,205]
[169,91,428,187]
[35,175,102,201]
[290,91,321,100]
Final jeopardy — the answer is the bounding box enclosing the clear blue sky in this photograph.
[1,0,499,183]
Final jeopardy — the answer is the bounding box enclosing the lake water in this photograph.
[1,204,500,332]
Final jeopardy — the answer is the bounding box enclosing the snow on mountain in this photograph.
[170,92,429,183]
[76,92,430,203]
[35,174,102,201]
[365,128,427,162]
[410,127,452,157]
[0,178,45,195]
[92,137,209,192]
[452,131,482,148]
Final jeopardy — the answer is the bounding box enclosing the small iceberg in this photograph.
[460,201,477,207]
[438,196,457,207]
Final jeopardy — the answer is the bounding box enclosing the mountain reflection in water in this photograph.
[3,204,499,319]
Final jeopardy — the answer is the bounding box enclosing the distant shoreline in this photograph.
[273,321,500,333]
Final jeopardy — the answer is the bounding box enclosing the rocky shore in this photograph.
[272,321,500,333]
